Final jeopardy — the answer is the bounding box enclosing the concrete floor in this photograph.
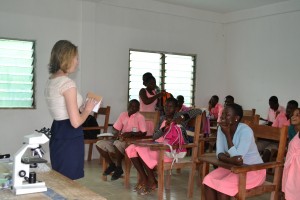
[77,159,271,200]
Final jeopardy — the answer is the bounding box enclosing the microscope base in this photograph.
[14,182,47,195]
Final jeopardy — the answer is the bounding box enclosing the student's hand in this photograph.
[219,122,231,138]
[230,155,243,166]
[173,116,184,124]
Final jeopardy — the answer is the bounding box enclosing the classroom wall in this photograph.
[223,0,300,119]
[1,0,299,159]
[0,0,226,159]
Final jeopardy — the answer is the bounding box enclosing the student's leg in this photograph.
[204,185,218,200]
[131,157,148,185]
[140,157,157,190]
[96,143,114,165]
[217,192,231,200]
[113,140,125,167]
[95,140,116,175]
[111,141,125,180]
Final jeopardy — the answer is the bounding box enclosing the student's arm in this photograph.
[139,88,161,105]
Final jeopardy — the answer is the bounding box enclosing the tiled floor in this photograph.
[77,159,271,200]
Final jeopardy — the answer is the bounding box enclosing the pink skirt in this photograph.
[126,144,172,169]
[146,121,154,136]
[282,134,300,200]
[203,167,266,196]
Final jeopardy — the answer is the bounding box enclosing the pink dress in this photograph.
[282,133,300,200]
[125,121,173,169]
[210,103,223,122]
[203,167,266,196]
[139,89,157,112]
[139,89,157,136]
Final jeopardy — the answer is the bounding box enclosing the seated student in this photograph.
[203,103,266,200]
[95,99,147,181]
[125,98,202,195]
[208,95,223,123]
[282,107,300,200]
[288,107,300,141]
[176,95,191,112]
[260,96,285,126]
[257,100,298,162]
[224,95,234,107]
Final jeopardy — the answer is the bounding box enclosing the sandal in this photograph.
[147,183,158,192]
[132,183,143,192]
[138,185,149,196]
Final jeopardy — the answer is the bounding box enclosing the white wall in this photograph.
[223,0,300,119]
[0,0,226,159]
[2,0,299,159]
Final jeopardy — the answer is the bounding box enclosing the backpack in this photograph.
[162,122,187,168]
[82,115,100,139]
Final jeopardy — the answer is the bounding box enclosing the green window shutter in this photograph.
[0,39,35,108]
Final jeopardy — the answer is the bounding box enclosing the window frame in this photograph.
[128,48,196,107]
[0,37,36,109]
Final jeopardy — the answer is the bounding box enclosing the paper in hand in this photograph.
[87,92,103,112]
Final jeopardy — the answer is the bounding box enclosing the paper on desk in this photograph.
[87,92,103,112]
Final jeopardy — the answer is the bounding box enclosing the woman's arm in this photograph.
[64,87,96,128]
[139,88,161,105]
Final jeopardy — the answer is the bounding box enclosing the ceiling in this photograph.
[152,0,289,13]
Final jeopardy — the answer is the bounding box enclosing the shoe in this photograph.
[103,163,116,176]
[111,166,123,181]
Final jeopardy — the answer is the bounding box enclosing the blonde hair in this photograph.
[48,40,78,74]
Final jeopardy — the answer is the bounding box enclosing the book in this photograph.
[87,92,103,112]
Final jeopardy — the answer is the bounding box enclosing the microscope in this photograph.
[12,128,50,195]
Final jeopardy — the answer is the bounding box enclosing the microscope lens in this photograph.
[28,172,36,184]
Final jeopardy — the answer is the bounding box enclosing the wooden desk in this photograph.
[0,163,106,200]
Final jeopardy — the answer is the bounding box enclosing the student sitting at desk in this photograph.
[257,100,297,162]
[125,98,202,195]
[203,103,266,200]
[208,95,223,123]
[96,99,147,181]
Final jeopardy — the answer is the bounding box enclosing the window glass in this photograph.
[0,38,35,108]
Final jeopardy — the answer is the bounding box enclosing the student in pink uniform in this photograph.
[209,95,223,123]
[139,73,164,135]
[95,99,147,180]
[282,107,300,200]
[176,95,191,112]
[139,74,162,112]
[203,103,265,199]
[258,100,298,162]
[126,98,201,195]
[261,96,285,126]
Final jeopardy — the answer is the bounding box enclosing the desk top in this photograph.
[0,163,106,200]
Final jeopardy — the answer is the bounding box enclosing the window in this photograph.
[0,38,35,108]
[128,50,196,107]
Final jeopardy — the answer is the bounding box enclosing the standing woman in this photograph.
[45,40,98,180]
[203,103,266,200]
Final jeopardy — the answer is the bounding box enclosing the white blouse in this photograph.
[45,76,83,120]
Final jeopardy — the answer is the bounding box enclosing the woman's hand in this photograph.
[219,122,231,137]
[230,155,243,165]
[218,153,243,165]
[84,98,98,113]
